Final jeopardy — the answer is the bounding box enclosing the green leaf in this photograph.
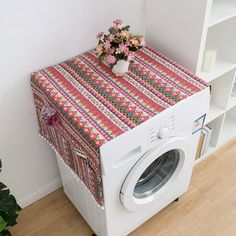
[0,216,7,232]
[0,194,17,212]
[0,229,11,236]
[103,34,109,41]
[122,25,130,31]
[115,37,123,44]
[109,28,118,35]
[0,183,7,191]
[0,210,19,226]
[0,190,10,199]
[133,34,143,39]
[16,204,22,212]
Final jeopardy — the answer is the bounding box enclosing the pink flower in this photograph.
[106,55,116,65]
[130,38,139,47]
[128,53,135,61]
[140,38,146,46]
[108,35,115,42]
[118,43,129,55]
[96,32,104,40]
[120,30,130,38]
[113,19,123,26]
[104,41,111,50]
[108,47,115,54]
[41,104,60,126]
[47,113,60,126]
[113,19,123,29]
[96,44,104,56]
[42,105,56,119]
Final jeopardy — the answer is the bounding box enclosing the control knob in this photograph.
[158,127,169,139]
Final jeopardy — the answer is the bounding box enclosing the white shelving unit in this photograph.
[145,0,236,164]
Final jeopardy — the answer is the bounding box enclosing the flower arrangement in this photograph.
[96,19,145,69]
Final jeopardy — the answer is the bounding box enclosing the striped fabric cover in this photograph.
[31,46,208,206]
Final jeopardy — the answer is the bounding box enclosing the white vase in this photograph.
[112,60,129,76]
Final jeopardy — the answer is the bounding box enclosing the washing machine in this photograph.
[56,86,209,236]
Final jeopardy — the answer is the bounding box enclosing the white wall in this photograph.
[0,0,145,207]
[145,0,208,74]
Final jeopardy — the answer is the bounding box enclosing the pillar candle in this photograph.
[202,49,217,73]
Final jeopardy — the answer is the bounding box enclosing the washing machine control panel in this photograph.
[149,115,176,145]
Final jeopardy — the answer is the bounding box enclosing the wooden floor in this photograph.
[11,138,236,236]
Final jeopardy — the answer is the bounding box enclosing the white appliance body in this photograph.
[56,88,209,236]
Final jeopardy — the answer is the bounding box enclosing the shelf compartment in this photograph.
[205,102,225,124]
[219,106,236,145]
[205,70,235,124]
[198,56,236,83]
[194,144,216,165]
[206,18,236,68]
[209,0,236,27]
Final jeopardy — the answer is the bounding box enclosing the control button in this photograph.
[158,127,169,139]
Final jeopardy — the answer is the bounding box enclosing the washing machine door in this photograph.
[120,137,190,211]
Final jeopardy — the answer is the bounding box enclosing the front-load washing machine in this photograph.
[99,88,208,236]
[55,86,209,236]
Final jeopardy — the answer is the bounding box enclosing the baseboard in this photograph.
[18,178,62,208]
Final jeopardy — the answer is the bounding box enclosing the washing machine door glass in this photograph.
[133,150,180,199]
[120,137,189,211]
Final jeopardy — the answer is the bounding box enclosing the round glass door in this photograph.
[133,150,180,199]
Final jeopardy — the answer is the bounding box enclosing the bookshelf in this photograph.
[145,0,236,164]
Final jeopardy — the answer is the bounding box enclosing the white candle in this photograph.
[202,49,217,73]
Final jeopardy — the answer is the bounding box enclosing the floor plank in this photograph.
[10,138,236,236]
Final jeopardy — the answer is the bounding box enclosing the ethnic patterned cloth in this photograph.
[31,46,208,206]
